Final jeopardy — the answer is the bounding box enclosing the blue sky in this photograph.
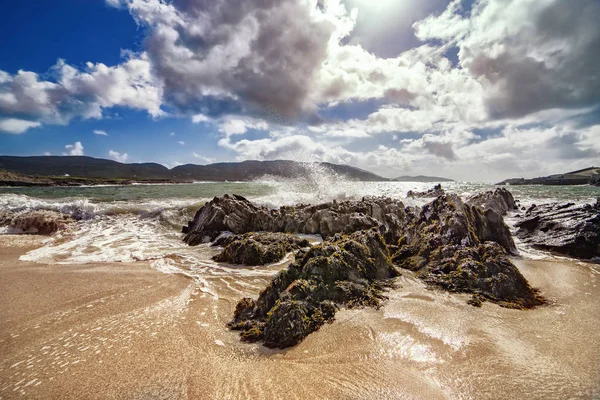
[0,0,599,181]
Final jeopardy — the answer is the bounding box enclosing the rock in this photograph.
[183,194,268,244]
[228,229,400,348]
[187,190,545,348]
[392,194,540,308]
[515,201,600,259]
[467,188,517,215]
[183,194,409,243]
[420,242,544,309]
[406,184,445,198]
[0,210,73,234]
[212,232,310,266]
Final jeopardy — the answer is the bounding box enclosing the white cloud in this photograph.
[415,0,600,119]
[108,150,129,163]
[0,54,163,130]
[63,141,84,156]
[178,141,185,145]
[44,152,51,156]
[93,129,108,136]
[0,118,41,134]
[169,132,175,137]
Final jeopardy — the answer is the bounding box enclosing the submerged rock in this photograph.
[228,229,400,349]
[0,210,73,234]
[515,201,600,259]
[212,232,310,266]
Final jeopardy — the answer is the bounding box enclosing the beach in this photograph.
[2,232,600,399]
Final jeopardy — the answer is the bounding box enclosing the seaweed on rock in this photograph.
[228,229,400,349]
[212,232,310,266]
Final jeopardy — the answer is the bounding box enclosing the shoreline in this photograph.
[1,235,600,399]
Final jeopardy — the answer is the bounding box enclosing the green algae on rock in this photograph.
[392,194,543,309]
[228,229,400,349]
[212,232,310,266]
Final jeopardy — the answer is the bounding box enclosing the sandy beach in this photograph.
[1,234,600,399]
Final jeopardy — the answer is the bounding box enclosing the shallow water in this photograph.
[2,172,600,398]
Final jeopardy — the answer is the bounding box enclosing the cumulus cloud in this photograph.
[0,118,41,134]
[64,141,84,156]
[0,55,162,130]
[415,0,600,119]
[109,0,356,120]
[218,134,412,175]
[93,130,108,136]
[108,150,129,163]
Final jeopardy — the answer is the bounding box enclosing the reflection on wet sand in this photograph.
[1,236,599,399]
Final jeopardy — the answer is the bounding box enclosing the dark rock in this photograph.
[183,194,267,244]
[392,195,540,308]
[184,194,409,243]
[420,242,544,309]
[228,229,400,348]
[467,188,517,215]
[187,190,546,348]
[407,184,445,198]
[212,232,310,266]
[515,201,600,259]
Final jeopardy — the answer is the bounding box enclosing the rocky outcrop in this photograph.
[391,194,538,308]
[467,188,517,215]
[0,210,73,234]
[406,184,445,198]
[228,229,400,348]
[212,232,310,266]
[184,191,546,347]
[515,201,600,259]
[183,194,409,244]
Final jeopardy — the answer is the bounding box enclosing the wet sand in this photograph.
[1,235,600,399]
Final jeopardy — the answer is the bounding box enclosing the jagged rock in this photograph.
[228,229,400,349]
[515,201,600,259]
[182,194,269,244]
[186,191,546,347]
[467,188,517,215]
[0,210,73,234]
[420,243,544,309]
[406,184,445,198]
[212,232,310,266]
[392,194,539,308]
[183,194,409,243]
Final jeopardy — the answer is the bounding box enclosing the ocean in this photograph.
[2,172,600,398]
[1,172,599,283]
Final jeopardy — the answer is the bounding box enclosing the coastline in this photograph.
[2,235,600,399]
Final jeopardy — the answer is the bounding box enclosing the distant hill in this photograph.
[393,175,453,183]
[0,156,387,182]
[497,166,600,186]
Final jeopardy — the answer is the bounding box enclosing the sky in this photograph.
[0,0,599,182]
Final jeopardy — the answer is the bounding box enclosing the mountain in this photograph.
[0,156,171,179]
[393,175,453,183]
[0,156,387,182]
